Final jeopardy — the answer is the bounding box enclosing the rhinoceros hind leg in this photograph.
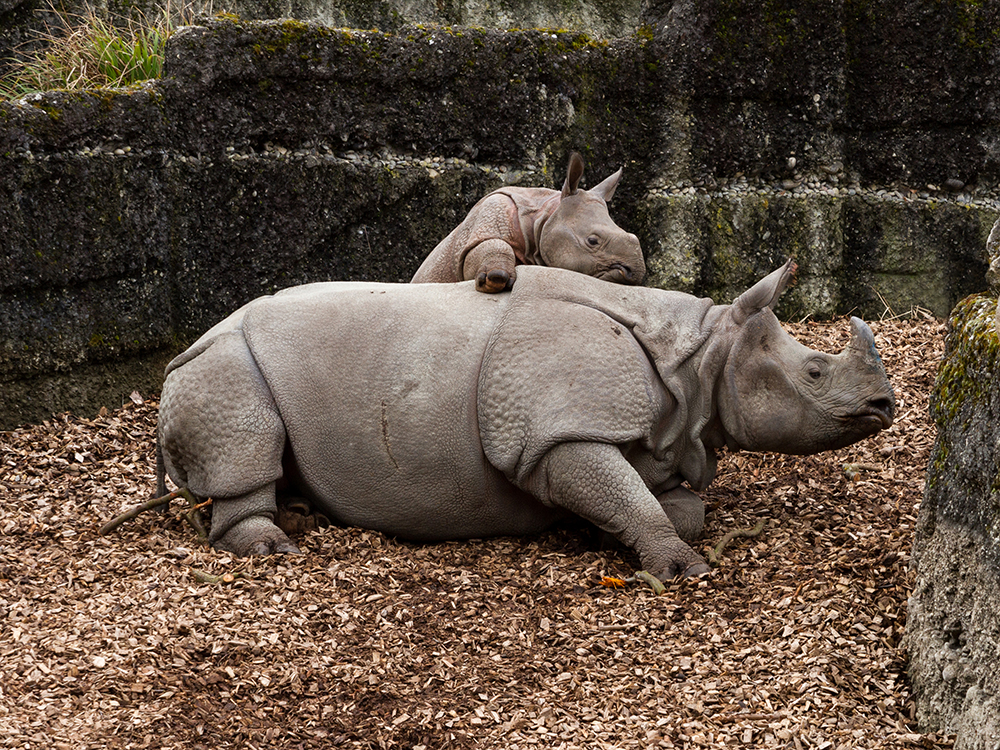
[209,483,301,556]
[656,487,705,543]
[215,516,302,556]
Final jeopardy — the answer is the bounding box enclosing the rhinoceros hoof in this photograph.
[248,539,303,556]
[215,517,302,557]
[476,268,512,293]
[683,561,712,578]
[650,557,711,582]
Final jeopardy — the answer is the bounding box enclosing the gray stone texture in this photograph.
[1,1,1000,428]
[907,285,1000,750]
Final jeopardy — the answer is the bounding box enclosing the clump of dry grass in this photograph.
[0,2,196,100]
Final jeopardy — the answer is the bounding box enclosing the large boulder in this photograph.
[906,218,1000,749]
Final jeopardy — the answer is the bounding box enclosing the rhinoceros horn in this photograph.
[847,316,882,368]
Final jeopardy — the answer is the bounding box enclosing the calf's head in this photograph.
[537,152,645,285]
[719,260,895,455]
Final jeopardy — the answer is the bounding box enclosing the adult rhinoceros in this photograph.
[156,261,894,579]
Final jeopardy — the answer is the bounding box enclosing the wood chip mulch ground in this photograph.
[1,316,953,750]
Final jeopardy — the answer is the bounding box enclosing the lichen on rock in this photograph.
[986,216,1000,335]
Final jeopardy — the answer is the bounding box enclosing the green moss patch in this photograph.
[931,292,1000,427]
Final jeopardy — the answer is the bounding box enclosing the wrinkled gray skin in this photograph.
[157,260,895,580]
[410,152,645,293]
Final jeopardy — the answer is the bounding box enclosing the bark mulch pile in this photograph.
[1,316,952,749]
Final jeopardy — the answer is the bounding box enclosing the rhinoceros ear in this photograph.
[561,152,585,198]
[589,167,623,203]
[731,258,797,325]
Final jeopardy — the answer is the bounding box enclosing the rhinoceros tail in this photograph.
[155,432,167,499]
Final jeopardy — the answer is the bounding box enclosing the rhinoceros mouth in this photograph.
[847,400,894,431]
[598,263,638,284]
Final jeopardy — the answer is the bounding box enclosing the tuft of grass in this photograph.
[0,4,190,101]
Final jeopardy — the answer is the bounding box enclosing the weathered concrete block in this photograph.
[2,12,999,429]
[643,0,1000,187]
[1,0,643,76]
[638,191,844,319]
[0,276,173,378]
[637,189,996,320]
[164,155,510,335]
[840,199,995,318]
[159,21,652,165]
[0,151,171,294]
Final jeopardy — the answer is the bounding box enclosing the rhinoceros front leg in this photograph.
[462,239,518,293]
[656,486,705,544]
[526,442,711,580]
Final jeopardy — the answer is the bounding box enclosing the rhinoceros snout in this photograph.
[849,395,894,432]
[868,396,895,428]
[600,260,645,285]
[604,263,636,283]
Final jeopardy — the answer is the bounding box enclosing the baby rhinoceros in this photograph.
[411,152,645,292]
[157,260,894,580]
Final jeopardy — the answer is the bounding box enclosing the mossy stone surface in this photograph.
[908,291,1000,748]
[636,190,995,320]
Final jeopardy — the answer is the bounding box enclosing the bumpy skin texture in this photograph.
[410,152,645,293]
[158,261,895,580]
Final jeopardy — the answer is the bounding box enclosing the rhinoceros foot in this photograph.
[475,268,513,293]
[656,487,706,543]
[276,497,332,536]
[682,561,712,578]
[647,555,712,582]
[214,516,302,556]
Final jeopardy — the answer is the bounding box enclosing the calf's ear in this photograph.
[731,258,797,325]
[589,167,623,202]
[561,152,585,198]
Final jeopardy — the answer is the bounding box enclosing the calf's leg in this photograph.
[462,239,518,292]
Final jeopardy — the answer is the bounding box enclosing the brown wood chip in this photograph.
[0,317,955,748]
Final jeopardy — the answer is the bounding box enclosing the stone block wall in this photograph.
[2,1,1000,427]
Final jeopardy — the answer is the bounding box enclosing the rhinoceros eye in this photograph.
[805,358,827,381]
[587,235,601,247]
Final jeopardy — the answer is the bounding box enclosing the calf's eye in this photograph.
[587,235,600,247]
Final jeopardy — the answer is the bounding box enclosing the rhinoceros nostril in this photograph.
[871,397,893,413]
[868,397,895,425]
